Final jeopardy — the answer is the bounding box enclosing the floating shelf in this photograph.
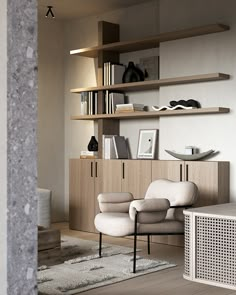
[71,107,230,121]
[70,24,229,58]
[70,73,230,94]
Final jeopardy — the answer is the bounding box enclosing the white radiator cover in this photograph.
[184,203,236,290]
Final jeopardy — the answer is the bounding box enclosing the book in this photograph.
[102,135,116,159]
[80,151,98,159]
[110,92,125,113]
[111,64,125,85]
[112,136,129,159]
[152,105,195,111]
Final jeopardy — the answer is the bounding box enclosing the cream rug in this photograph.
[38,235,176,295]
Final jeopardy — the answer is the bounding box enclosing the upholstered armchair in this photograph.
[94,179,198,273]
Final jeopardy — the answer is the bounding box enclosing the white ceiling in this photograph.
[38,0,148,20]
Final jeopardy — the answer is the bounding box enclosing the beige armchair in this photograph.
[94,179,198,273]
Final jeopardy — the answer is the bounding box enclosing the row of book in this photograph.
[80,91,98,115]
[80,91,145,115]
[103,62,126,86]
[103,135,129,159]
[104,91,125,114]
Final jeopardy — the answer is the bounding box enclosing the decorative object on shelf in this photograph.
[169,99,200,108]
[137,129,158,159]
[122,61,144,83]
[87,136,98,151]
[185,146,195,155]
[152,105,195,111]
[165,149,215,161]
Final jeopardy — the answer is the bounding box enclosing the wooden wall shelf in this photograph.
[71,107,230,121]
[70,24,229,58]
[70,73,230,94]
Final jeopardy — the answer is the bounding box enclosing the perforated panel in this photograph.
[184,214,191,277]
[196,216,236,287]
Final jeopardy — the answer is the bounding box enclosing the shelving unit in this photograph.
[70,23,229,58]
[71,73,230,93]
[71,107,230,120]
[70,21,230,158]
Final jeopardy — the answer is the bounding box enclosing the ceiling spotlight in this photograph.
[45,6,55,18]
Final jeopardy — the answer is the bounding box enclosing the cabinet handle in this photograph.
[91,162,93,178]
[186,164,189,181]
[122,162,125,179]
[180,164,183,181]
[95,161,98,178]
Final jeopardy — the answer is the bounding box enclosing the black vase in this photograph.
[88,136,98,151]
[122,61,144,83]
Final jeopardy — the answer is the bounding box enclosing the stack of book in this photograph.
[80,91,98,115]
[103,135,129,159]
[104,91,125,114]
[103,62,126,85]
[80,151,98,159]
[115,103,145,113]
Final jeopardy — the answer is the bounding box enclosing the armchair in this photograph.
[94,179,198,273]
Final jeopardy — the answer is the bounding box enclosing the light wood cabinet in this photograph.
[69,159,96,232]
[69,159,229,245]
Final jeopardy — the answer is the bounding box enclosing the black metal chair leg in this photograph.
[147,234,150,255]
[99,232,102,257]
[133,211,138,273]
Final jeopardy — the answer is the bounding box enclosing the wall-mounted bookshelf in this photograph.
[70,73,230,93]
[71,107,230,121]
[70,24,229,58]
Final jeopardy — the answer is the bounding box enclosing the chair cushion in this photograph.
[94,213,135,236]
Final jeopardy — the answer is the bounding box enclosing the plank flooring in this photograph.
[51,223,235,295]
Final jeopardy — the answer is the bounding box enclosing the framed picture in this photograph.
[137,129,158,159]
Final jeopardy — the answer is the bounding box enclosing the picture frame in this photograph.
[137,129,158,159]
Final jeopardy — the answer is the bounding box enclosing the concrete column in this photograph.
[0,0,38,294]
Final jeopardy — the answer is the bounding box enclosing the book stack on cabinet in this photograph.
[103,135,129,159]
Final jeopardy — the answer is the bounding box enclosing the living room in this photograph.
[1,0,235,294]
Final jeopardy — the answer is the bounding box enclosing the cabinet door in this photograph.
[122,160,151,199]
[101,160,122,192]
[94,159,103,216]
[152,160,184,181]
[69,159,95,232]
[151,160,185,247]
[185,161,229,207]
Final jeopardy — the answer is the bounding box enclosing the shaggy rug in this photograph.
[38,235,176,295]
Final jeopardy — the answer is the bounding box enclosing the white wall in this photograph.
[38,18,65,221]
[159,0,236,201]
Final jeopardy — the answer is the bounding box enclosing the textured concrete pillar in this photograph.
[0,0,38,294]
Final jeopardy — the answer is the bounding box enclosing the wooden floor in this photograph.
[52,223,236,295]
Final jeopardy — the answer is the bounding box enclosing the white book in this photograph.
[102,135,116,159]
[111,64,125,85]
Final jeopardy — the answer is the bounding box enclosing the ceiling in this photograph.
[38,0,148,20]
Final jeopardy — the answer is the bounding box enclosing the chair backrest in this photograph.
[145,179,198,206]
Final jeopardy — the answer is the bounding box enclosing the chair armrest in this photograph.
[97,192,133,213]
[129,198,170,223]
